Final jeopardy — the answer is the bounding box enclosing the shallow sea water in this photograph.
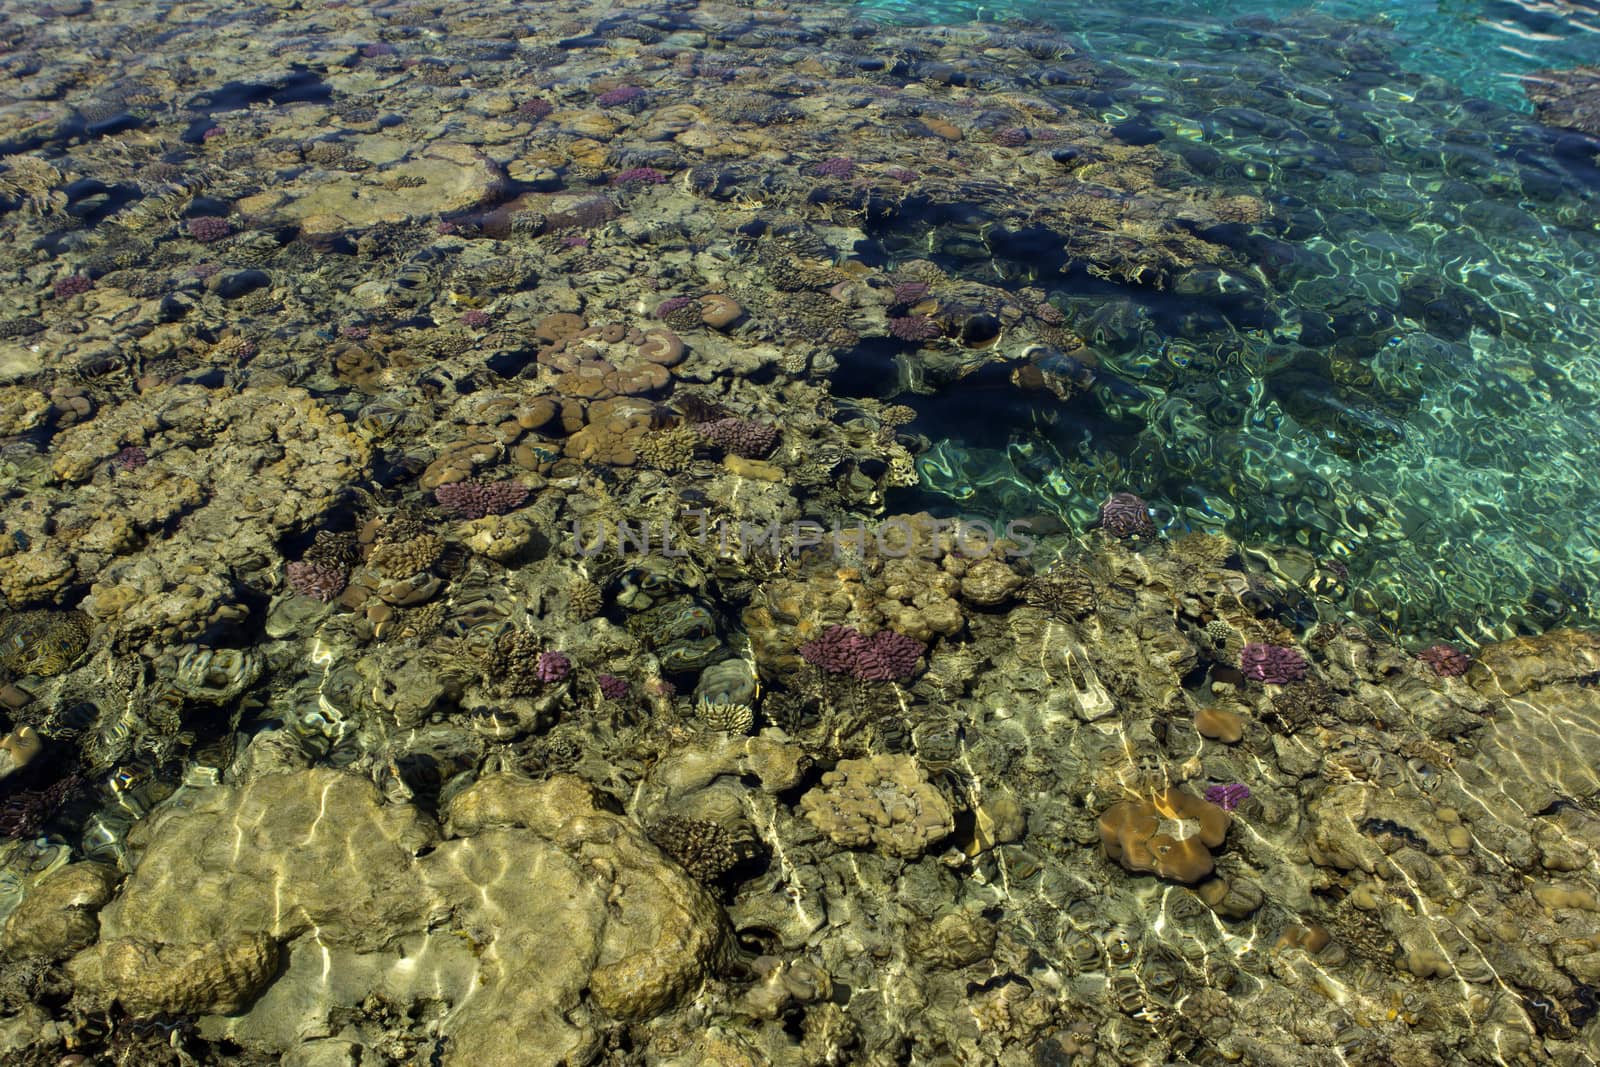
[2,0,1600,1064]
[858,0,1600,107]
[848,0,1600,640]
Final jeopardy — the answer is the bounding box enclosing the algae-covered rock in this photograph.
[1524,66,1600,136]
[237,140,505,230]
[1469,629,1600,696]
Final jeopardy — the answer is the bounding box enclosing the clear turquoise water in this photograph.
[843,0,1600,641]
[854,0,1600,108]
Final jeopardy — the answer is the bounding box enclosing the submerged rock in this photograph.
[238,140,506,232]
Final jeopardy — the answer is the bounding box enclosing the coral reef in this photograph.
[697,417,778,459]
[185,216,233,243]
[434,479,529,520]
[1092,492,1157,539]
[888,315,942,343]
[0,611,91,676]
[798,624,924,681]
[1419,643,1473,677]
[0,4,1597,1065]
[285,560,346,602]
[535,650,571,684]
[1204,783,1250,812]
[650,815,743,885]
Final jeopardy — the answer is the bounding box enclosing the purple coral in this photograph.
[434,479,530,519]
[612,166,668,186]
[799,624,867,675]
[186,216,233,243]
[655,296,693,318]
[992,127,1029,147]
[798,624,923,682]
[518,98,553,119]
[536,650,572,684]
[597,673,629,699]
[890,281,930,306]
[1093,492,1157,539]
[286,560,347,603]
[1204,783,1250,812]
[52,274,92,299]
[888,315,942,342]
[1418,644,1472,678]
[698,417,777,459]
[853,630,924,682]
[812,157,856,179]
[596,85,645,107]
[111,445,148,472]
[0,773,83,840]
[460,309,492,328]
[1239,643,1309,684]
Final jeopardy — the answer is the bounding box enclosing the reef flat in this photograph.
[2,0,1600,1064]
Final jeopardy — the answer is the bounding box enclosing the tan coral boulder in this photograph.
[443,773,731,1020]
[1099,787,1231,884]
[67,768,728,1065]
[70,933,280,1016]
[799,754,955,859]
[1,861,118,958]
[80,768,437,948]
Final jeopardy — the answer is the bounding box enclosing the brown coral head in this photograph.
[1098,787,1230,884]
[534,312,587,343]
[638,328,687,366]
[698,293,744,330]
